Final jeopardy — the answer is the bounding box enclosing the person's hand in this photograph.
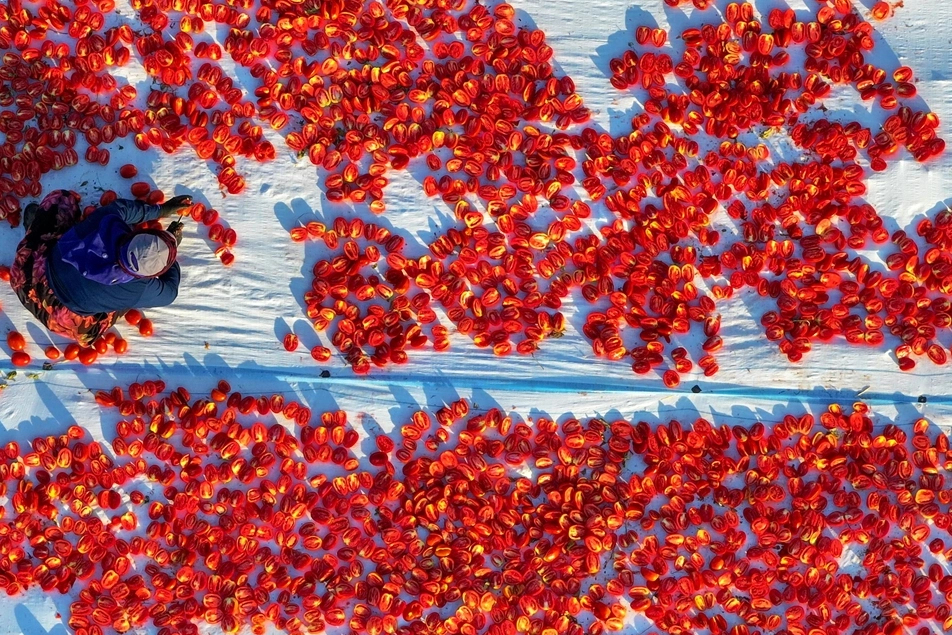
[159,195,193,218]
[168,221,184,246]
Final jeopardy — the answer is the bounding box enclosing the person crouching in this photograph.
[10,189,192,347]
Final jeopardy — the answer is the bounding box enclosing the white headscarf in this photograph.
[122,233,173,277]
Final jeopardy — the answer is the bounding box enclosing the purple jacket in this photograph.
[58,207,140,285]
[47,199,181,315]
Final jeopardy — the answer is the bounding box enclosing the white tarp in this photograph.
[0,0,950,632]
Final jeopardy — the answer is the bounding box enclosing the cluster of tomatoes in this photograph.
[281,0,946,381]
[0,381,946,635]
[0,0,268,220]
[4,306,154,367]
[289,215,445,372]
[277,0,594,370]
[572,1,945,378]
[1,1,145,226]
[1,0,948,384]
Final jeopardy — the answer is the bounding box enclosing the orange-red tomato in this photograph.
[10,351,30,367]
[64,343,81,361]
[78,348,98,365]
[6,331,25,352]
[283,334,299,352]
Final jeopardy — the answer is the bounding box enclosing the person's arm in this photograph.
[102,199,164,225]
[105,196,193,225]
[134,262,181,309]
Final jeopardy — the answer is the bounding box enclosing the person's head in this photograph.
[118,230,177,278]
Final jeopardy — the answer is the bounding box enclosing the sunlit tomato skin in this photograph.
[10,351,30,366]
[6,332,26,352]
[283,334,299,352]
